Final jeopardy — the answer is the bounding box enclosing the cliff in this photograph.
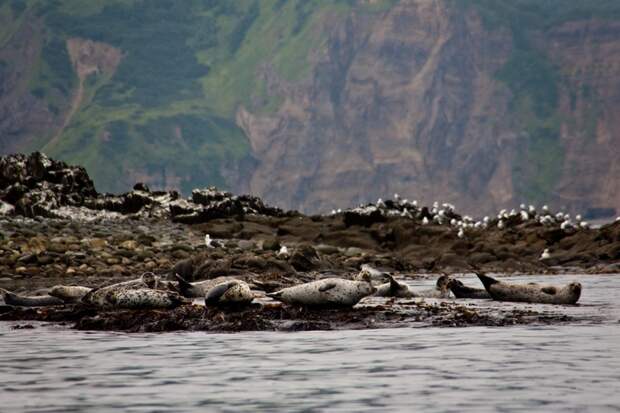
[1,0,619,217]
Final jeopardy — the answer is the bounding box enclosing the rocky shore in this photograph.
[0,152,619,332]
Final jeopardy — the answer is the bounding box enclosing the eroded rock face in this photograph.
[236,1,620,216]
[0,153,289,222]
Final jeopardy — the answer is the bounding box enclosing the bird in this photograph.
[205,234,214,248]
[422,217,429,225]
[497,220,505,229]
[540,248,551,260]
[277,245,289,257]
[457,228,464,238]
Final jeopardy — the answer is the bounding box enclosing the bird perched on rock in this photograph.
[277,245,289,258]
[540,248,551,260]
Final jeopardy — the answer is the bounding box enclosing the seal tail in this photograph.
[475,272,498,291]
[266,290,283,300]
[174,273,194,297]
[1,289,18,305]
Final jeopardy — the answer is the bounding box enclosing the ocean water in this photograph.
[1,274,619,412]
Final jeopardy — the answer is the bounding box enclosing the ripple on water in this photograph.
[1,275,620,412]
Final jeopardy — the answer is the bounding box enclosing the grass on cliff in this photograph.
[460,0,619,203]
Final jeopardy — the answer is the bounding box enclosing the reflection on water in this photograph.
[1,275,619,412]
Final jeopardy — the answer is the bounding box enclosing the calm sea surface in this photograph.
[1,274,619,412]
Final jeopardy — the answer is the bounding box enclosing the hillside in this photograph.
[1,0,619,216]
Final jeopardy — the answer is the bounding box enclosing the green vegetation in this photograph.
[460,0,620,202]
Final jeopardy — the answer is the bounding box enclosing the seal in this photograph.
[81,272,165,307]
[48,285,92,302]
[267,274,376,307]
[415,275,452,298]
[0,289,64,307]
[374,275,416,298]
[105,288,187,309]
[447,278,491,299]
[204,280,254,306]
[354,264,391,284]
[476,272,581,304]
[174,273,235,298]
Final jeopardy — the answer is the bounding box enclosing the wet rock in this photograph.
[289,245,321,271]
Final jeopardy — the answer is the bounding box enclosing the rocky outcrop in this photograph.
[0,152,288,221]
[236,1,620,216]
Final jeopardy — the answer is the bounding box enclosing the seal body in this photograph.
[374,275,416,298]
[415,275,452,298]
[49,285,92,302]
[476,273,581,304]
[448,279,491,299]
[106,288,186,309]
[1,289,64,307]
[174,274,235,298]
[204,280,254,306]
[81,273,164,307]
[268,278,376,307]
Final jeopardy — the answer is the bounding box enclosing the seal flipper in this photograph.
[386,275,401,294]
[319,282,338,292]
[80,286,101,305]
[476,272,499,291]
[541,286,557,295]
[174,273,194,297]
[205,282,235,305]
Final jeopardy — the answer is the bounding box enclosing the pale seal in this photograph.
[0,289,64,307]
[447,278,491,299]
[476,272,581,304]
[204,280,254,306]
[355,264,391,284]
[105,288,187,309]
[267,274,376,307]
[374,275,416,298]
[49,285,92,302]
[415,275,452,298]
[174,273,235,298]
[81,272,166,307]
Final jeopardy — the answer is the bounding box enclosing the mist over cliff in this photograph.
[1,0,619,217]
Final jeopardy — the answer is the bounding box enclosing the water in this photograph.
[1,274,620,412]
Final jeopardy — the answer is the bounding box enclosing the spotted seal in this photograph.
[204,280,254,306]
[415,275,452,298]
[355,264,391,284]
[81,272,165,307]
[105,288,187,309]
[267,274,376,307]
[48,285,92,302]
[174,273,235,298]
[0,289,64,307]
[374,275,416,298]
[476,272,581,304]
[447,278,491,299]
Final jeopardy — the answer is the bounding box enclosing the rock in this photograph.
[289,245,320,271]
[119,240,138,250]
[345,247,364,257]
[238,240,255,251]
[262,237,280,251]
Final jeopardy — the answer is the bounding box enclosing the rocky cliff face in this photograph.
[237,1,620,216]
[1,1,619,217]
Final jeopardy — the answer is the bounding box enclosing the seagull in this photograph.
[204,234,214,248]
[277,245,289,257]
[540,248,551,260]
[457,228,464,238]
[497,220,505,229]
[422,217,429,225]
